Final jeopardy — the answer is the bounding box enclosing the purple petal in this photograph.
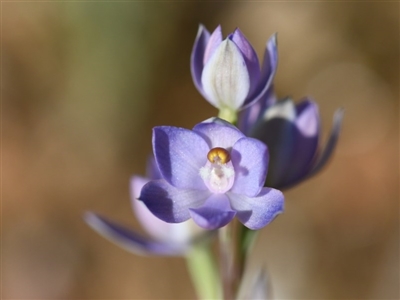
[193,118,245,149]
[130,175,148,200]
[189,194,236,229]
[134,200,202,244]
[230,137,269,197]
[238,85,277,135]
[145,156,162,180]
[228,187,284,230]
[84,212,186,256]
[279,99,320,186]
[230,28,260,97]
[251,99,297,188]
[309,107,345,176]
[295,99,320,137]
[245,33,278,108]
[201,39,250,110]
[139,179,210,223]
[203,25,223,64]
[132,197,171,242]
[191,24,210,97]
[131,176,204,244]
[131,176,179,241]
[153,126,209,190]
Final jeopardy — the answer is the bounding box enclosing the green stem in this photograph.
[218,108,237,124]
[238,225,259,279]
[185,244,222,300]
[219,223,242,300]
[219,226,231,300]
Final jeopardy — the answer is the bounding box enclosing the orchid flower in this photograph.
[83,21,346,300]
[85,158,206,256]
[191,25,278,121]
[239,89,344,189]
[139,118,284,230]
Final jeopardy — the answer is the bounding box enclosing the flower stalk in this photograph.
[186,244,222,300]
[219,224,234,300]
[218,107,237,124]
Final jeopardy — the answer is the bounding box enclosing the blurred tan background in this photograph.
[2,2,398,299]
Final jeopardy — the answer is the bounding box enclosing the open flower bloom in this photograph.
[191,25,278,114]
[239,91,344,190]
[85,158,205,256]
[139,118,284,230]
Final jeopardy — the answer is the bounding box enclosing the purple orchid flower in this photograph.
[139,118,284,230]
[191,25,278,113]
[85,158,206,256]
[239,90,344,190]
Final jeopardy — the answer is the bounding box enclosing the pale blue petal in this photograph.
[145,156,162,180]
[228,187,284,230]
[139,179,210,223]
[84,212,186,256]
[230,28,260,97]
[245,33,278,107]
[189,194,236,229]
[131,176,186,242]
[153,126,208,190]
[191,24,210,97]
[230,137,269,197]
[203,25,223,64]
[193,118,244,150]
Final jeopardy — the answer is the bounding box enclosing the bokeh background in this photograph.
[2,1,399,299]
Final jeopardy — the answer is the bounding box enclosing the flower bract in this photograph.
[139,118,284,230]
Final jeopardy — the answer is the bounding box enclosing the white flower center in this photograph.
[200,147,235,194]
